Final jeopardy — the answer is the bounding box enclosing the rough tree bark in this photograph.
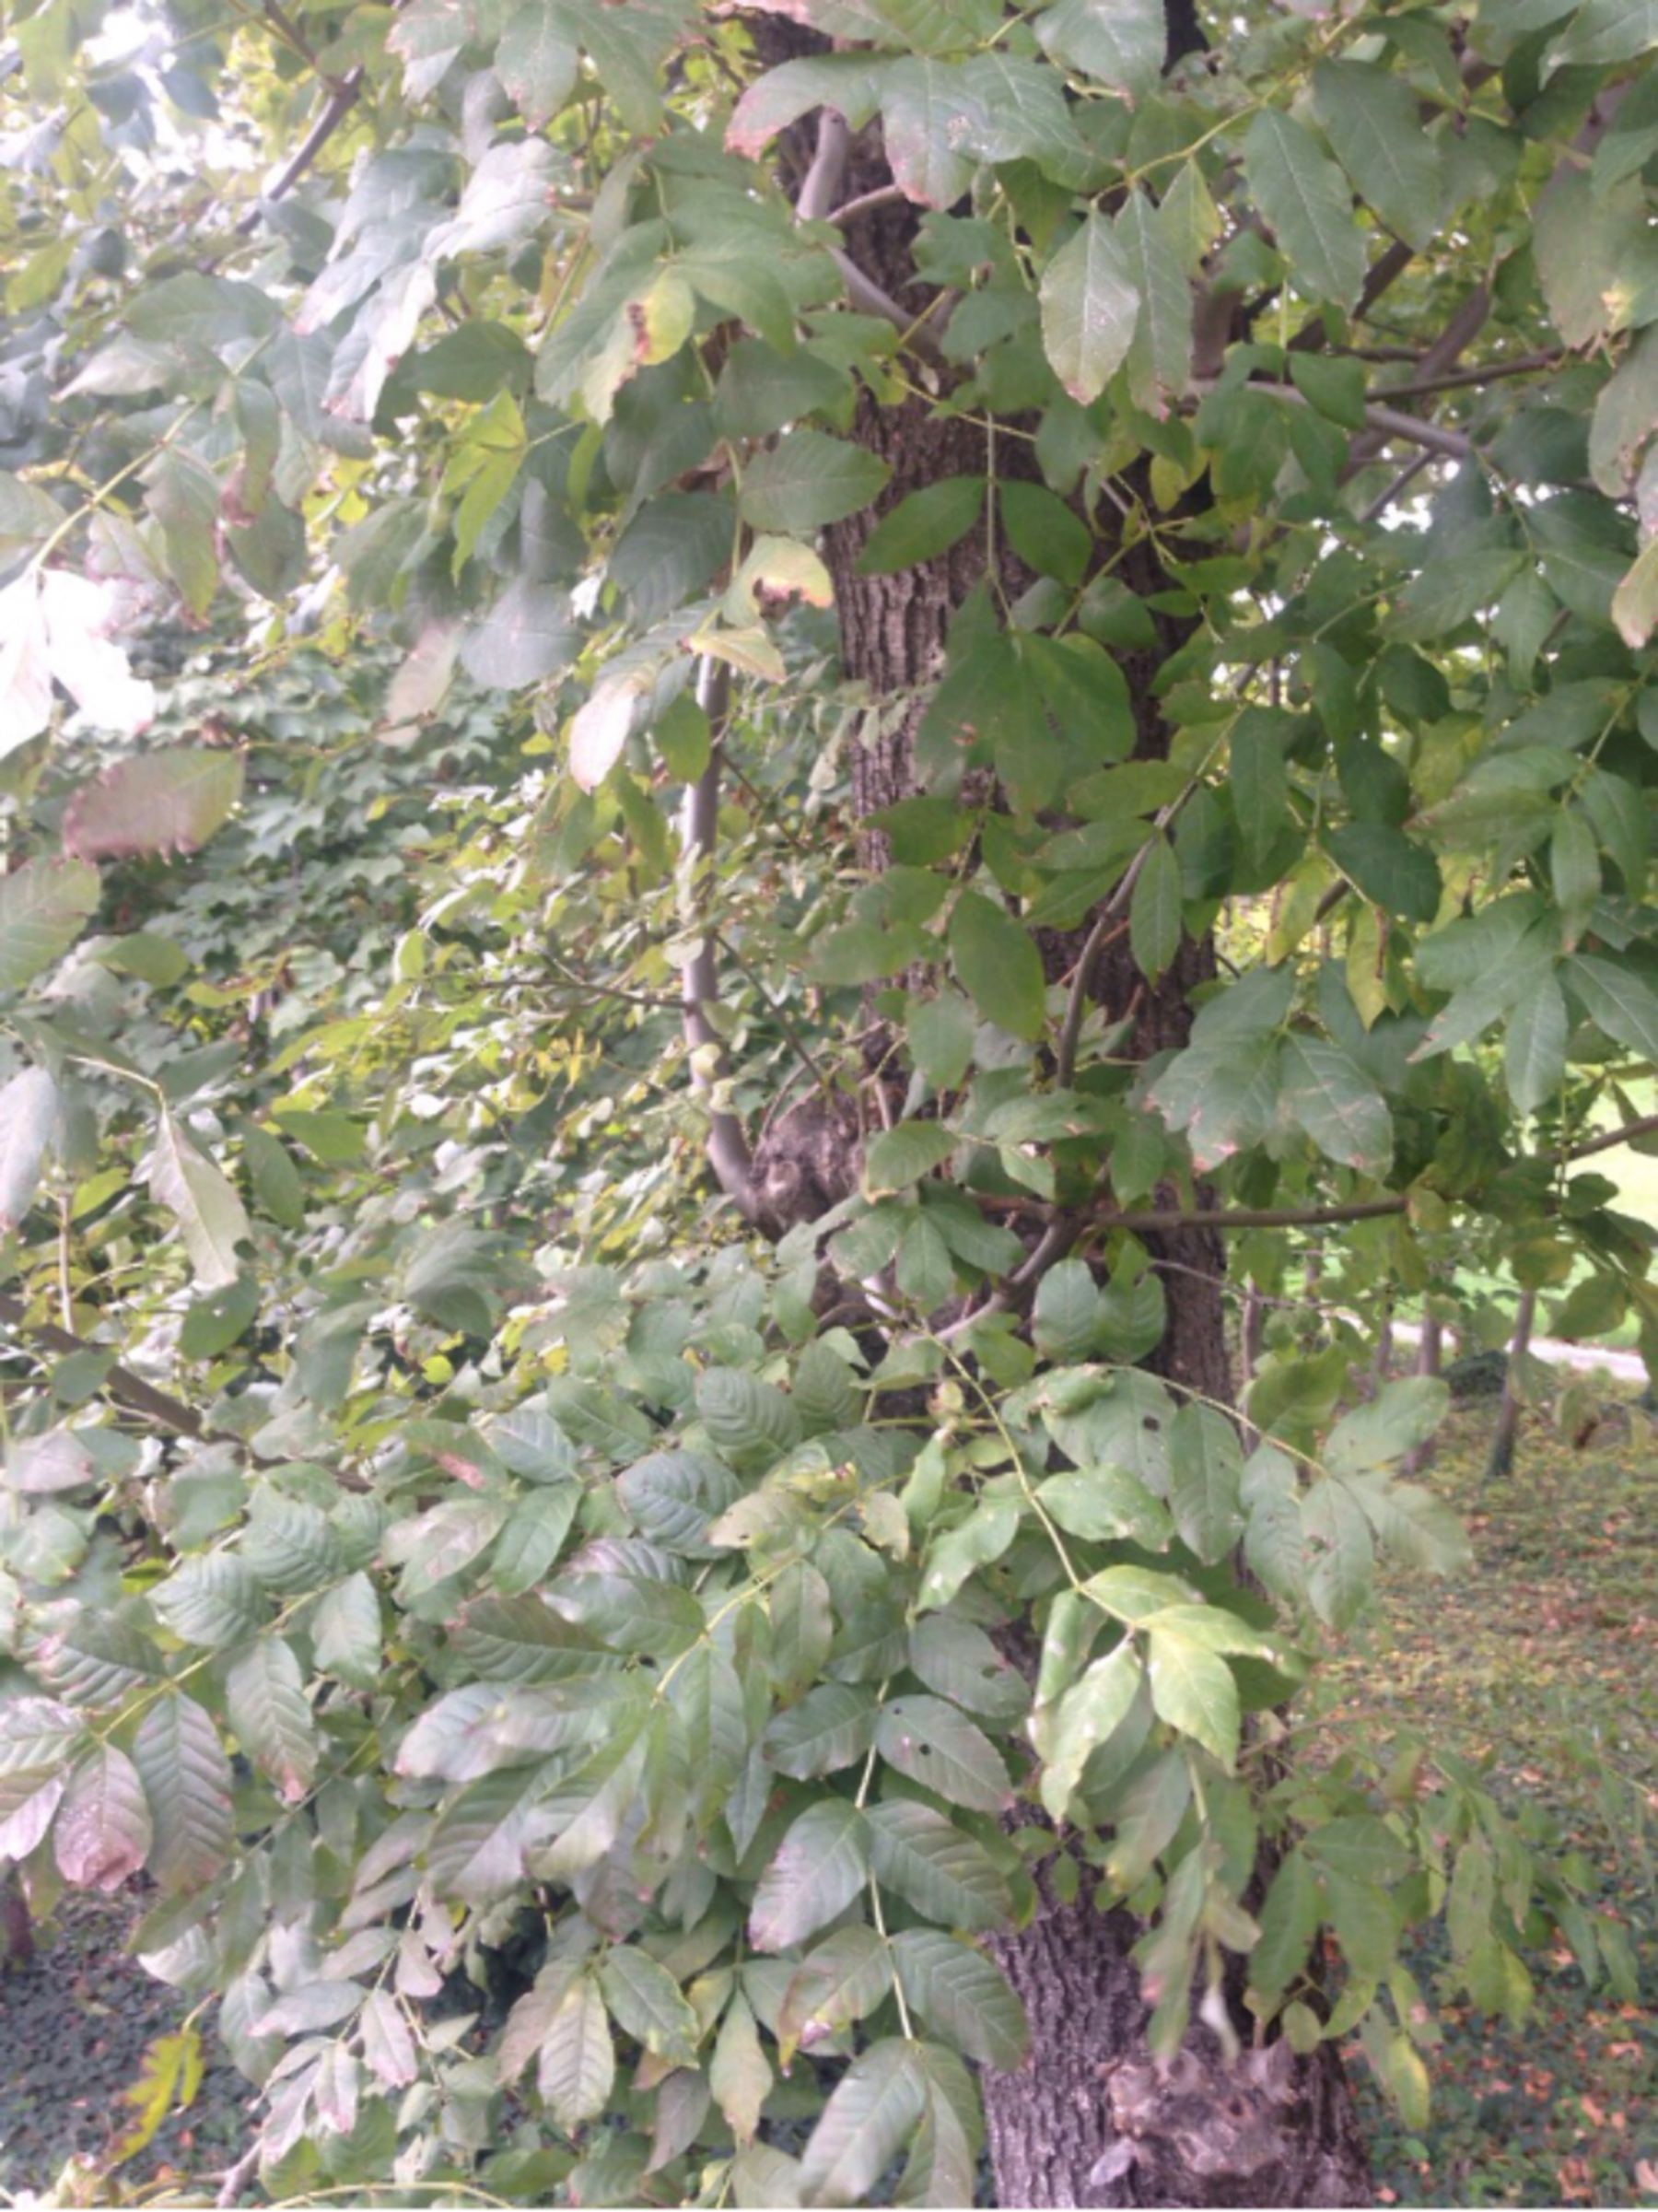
[808,148,1368,2212]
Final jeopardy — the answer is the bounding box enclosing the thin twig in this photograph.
[825,183,908,228]
[1372,348,1564,401]
[235,66,364,234]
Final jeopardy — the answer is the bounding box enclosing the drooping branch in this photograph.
[680,661,762,1221]
[235,65,365,235]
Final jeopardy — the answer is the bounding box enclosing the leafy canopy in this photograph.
[0,0,1655,2199]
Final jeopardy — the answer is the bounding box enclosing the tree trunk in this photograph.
[815,247,1371,2212]
[1484,1287,1536,1485]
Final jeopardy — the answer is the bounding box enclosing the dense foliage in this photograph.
[3,0,1658,2199]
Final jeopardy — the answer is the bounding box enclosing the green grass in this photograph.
[1330,1399,1658,2206]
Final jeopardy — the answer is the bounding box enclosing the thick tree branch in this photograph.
[0,1292,228,1445]
[1562,1109,1658,1163]
[681,661,762,1221]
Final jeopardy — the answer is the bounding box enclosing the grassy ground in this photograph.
[1331,1396,1658,2208]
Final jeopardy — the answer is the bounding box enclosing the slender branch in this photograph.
[825,183,908,228]
[235,66,364,234]
[1290,239,1414,353]
[796,110,850,224]
[827,248,947,368]
[710,928,835,1096]
[1358,450,1433,524]
[1372,348,1564,401]
[681,661,761,1221]
[1563,1110,1658,1163]
[0,1292,228,1445]
[1099,1196,1409,1235]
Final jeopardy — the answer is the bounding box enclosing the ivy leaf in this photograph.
[749,1800,871,1952]
[1244,111,1366,310]
[1039,211,1139,404]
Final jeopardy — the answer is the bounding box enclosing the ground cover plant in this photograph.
[5,0,1658,2202]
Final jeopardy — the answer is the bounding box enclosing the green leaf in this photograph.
[598,1948,700,2067]
[55,1745,152,1890]
[949,890,1046,1040]
[63,748,243,864]
[131,1694,233,1894]
[151,1554,265,1650]
[538,1976,615,2128]
[1231,708,1290,863]
[740,430,891,534]
[765,1684,878,1780]
[1036,1466,1172,1548]
[1129,835,1183,982]
[496,4,578,128]
[998,481,1092,589]
[226,1636,317,1805]
[1287,351,1367,432]
[800,2041,928,2209]
[0,1065,55,1230]
[749,1800,870,1952]
[697,1367,802,1471]
[1146,1624,1241,1768]
[311,1573,382,1690]
[865,1120,956,1193]
[892,1930,1028,2070]
[875,1695,1011,1812]
[1327,1377,1448,1475]
[1250,1846,1323,2007]
[711,1989,772,2147]
[866,1799,1011,1930]
[1568,953,1658,1065]
[1281,1037,1393,1175]
[0,859,100,990]
[907,1618,1029,1725]
[779,1927,894,2061]
[1312,61,1442,250]
[1166,1403,1245,1564]
[1035,0,1166,101]
[855,477,985,574]
[1036,1642,1142,1819]
[149,1115,251,1291]
[1117,190,1194,418]
[1033,1259,1103,1363]
[1503,971,1569,1117]
[1039,211,1139,405]
[906,992,977,1090]
[1325,824,1442,922]
[918,1495,1021,1611]
[1244,111,1366,310]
